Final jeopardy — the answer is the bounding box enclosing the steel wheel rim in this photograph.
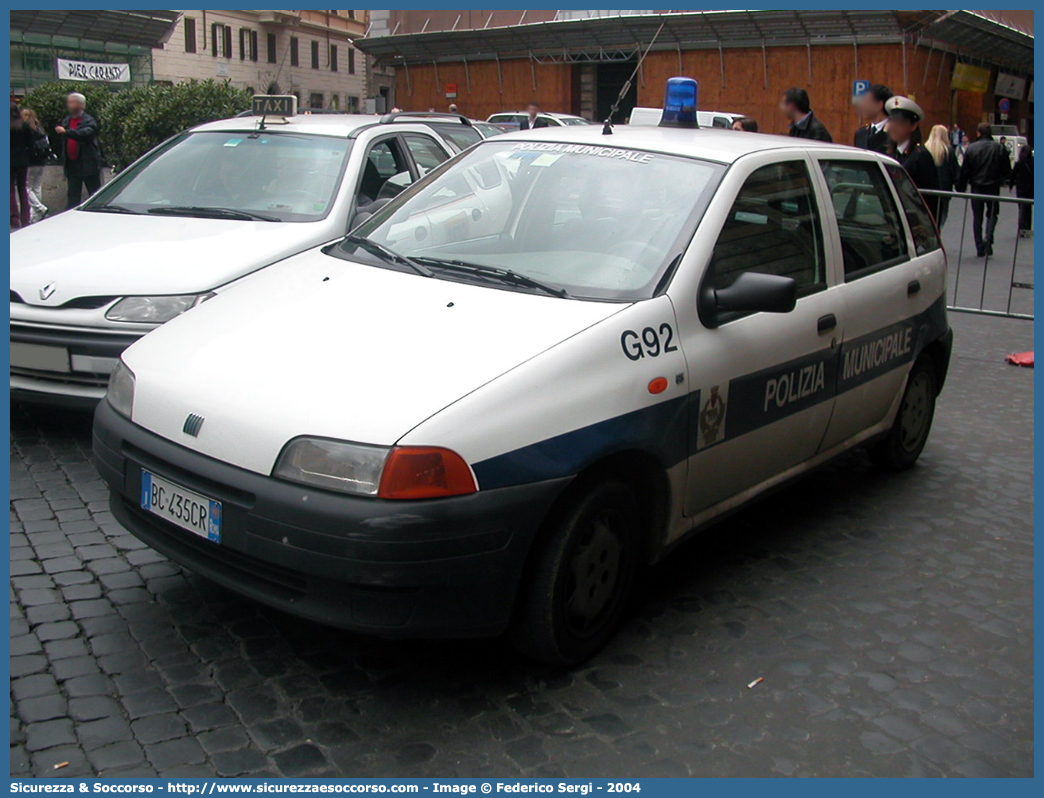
[899,371,932,453]
[563,509,624,637]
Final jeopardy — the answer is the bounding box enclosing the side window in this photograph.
[358,139,411,204]
[404,135,450,176]
[885,163,941,256]
[708,160,826,297]
[819,159,908,279]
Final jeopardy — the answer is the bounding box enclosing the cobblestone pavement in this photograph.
[10,312,1033,779]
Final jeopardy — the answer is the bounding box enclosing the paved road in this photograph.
[9,313,1034,778]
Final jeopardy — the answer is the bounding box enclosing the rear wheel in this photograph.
[869,356,937,471]
[510,479,641,666]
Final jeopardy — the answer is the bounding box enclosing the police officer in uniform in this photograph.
[885,96,939,216]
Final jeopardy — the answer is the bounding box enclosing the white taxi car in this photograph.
[94,81,952,664]
[10,103,463,405]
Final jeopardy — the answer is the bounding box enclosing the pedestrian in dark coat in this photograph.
[780,88,832,142]
[10,103,33,229]
[1009,145,1033,236]
[956,123,1012,257]
[925,124,960,228]
[55,91,103,210]
[884,96,939,218]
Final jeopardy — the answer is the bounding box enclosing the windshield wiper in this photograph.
[414,257,569,298]
[342,235,434,278]
[146,206,282,222]
[86,204,140,215]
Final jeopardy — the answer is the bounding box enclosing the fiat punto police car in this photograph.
[10,98,462,405]
[94,79,951,664]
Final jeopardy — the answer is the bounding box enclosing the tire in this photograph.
[510,479,641,666]
[869,356,938,471]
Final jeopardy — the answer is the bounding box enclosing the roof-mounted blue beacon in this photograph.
[659,77,699,129]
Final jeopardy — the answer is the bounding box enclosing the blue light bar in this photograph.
[659,77,699,129]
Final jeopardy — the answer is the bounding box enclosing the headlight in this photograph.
[106,293,215,323]
[107,361,135,418]
[274,438,477,499]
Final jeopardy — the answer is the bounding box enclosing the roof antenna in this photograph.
[603,21,665,135]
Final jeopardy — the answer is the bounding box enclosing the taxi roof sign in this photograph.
[252,94,297,118]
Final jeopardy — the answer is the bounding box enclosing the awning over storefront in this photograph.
[356,9,1033,74]
[10,10,179,49]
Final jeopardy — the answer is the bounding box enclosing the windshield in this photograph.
[348,140,723,301]
[559,117,590,126]
[83,131,352,222]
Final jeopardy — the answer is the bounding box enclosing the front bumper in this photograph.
[93,401,571,638]
[11,322,142,405]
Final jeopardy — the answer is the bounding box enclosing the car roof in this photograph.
[489,124,885,165]
[490,111,584,119]
[191,113,407,137]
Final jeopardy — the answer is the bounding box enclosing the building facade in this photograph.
[152,10,368,112]
[357,10,1034,144]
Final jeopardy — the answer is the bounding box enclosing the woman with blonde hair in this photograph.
[925,123,959,228]
[20,107,50,222]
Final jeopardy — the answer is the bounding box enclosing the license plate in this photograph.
[10,342,70,373]
[140,470,221,543]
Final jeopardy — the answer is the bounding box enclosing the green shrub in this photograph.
[113,80,252,170]
[18,79,252,172]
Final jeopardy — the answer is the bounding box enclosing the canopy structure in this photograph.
[10,10,180,49]
[356,9,1033,74]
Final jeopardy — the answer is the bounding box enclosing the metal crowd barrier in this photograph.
[920,188,1034,321]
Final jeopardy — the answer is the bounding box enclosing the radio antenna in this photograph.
[603,21,666,134]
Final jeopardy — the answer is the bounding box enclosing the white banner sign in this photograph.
[56,58,131,83]
[994,72,1027,100]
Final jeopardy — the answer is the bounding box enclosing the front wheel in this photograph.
[510,479,641,666]
[869,356,937,471]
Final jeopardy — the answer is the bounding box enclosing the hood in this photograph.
[125,248,627,476]
[10,210,329,306]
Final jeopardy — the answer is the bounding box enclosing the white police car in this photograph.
[10,98,462,405]
[94,79,951,664]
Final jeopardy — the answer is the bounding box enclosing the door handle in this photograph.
[817,314,837,334]
[907,279,921,296]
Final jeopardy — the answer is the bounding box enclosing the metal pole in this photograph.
[404,60,411,97]
[807,40,812,84]
[677,44,682,74]
[952,193,969,304]
[495,54,503,94]
[902,36,908,94]
[762,41,768,90]
[463,56,470,94]
[1007,218,1021,315]
[433,60,440,97]
[923,42,934,86]
[718,42,725,88]
[530,55,537,93]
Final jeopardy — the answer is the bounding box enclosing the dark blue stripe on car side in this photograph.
[472,296,949,490]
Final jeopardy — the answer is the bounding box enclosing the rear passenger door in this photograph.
[816,157,944,451]
[677,154,844,518]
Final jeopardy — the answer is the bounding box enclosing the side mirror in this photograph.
[700,272,797,328]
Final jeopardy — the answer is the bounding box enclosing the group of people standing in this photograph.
[10,91,103,230]
[774,82,1031,256]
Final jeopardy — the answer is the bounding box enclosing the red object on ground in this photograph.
[1006,351,1034,367]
